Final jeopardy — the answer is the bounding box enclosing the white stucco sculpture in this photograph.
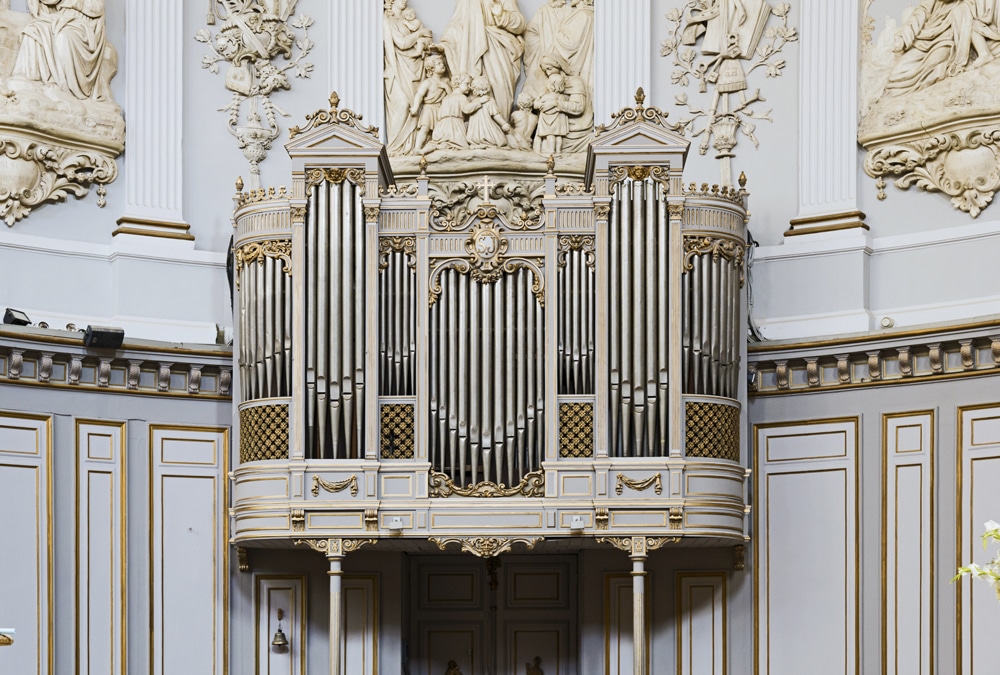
[860,0,1000,217]
[661,0,797,187]
[440,0,526,125]
[0,0,124,225]
[381,0,594,173]
[195,0,314,189]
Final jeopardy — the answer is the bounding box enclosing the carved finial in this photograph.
[738,171,747,188]
[546,155,555,175]
[419,155,428,176]
[329,91,340,110]
[635,87,646,107]
[235,176,244,192]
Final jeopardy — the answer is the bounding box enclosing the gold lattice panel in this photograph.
[560,402,594,457]
[381,403,415,459]
[239,403,289,463]
[685,401,740,461]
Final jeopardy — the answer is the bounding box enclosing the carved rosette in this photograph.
[429,469,545,498]
[863,129,1000,217]
[0,137,119,226]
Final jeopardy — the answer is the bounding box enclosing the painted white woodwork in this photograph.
[331,1,385,140]
[604,574,636,675]
[594,0,649,126]
[883,411,933,675]
[117,1,188,237]
[0,413,50,675]
[631,556,647,675]
[256,575,305,675]
[676,572,726,675]
[342,575,378,675]
[329,554,344,675]
[76,420,126,675]
[793,1,860,226]
[755,419,858,675]
[959,404,1000,674]
[150,425,228,675]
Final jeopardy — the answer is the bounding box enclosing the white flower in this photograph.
[985,520,1000,531]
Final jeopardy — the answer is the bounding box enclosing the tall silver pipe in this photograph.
[255,248,265,403]
[493,279,505,484]
[632,180,646,457]
[525,267,536,473]
[448,270,459,477]
[457,272,469,485]
[316,183,329,456]
[504,275,515,483]
[657,195,669,454]
[305,189,318,454]
[516,270,527,476]
[353,190,366,460]
[608,190,620,454]
[481,281,493,483]
[469,276,480,485]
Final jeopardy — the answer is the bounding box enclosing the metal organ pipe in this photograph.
[427,269,544,487]
[608,178,670,457]
[304,178,366,459]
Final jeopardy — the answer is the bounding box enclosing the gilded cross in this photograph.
[478,175,494,202]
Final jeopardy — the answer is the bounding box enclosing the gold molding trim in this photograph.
[596,535,681,554]
[428,536,544,558]
[311,474,359,498]
[595,507,609,530]
[304,167,365,187]
[378,237,416,271]
[783,220,869,237]
[428,257,545,308]
[556,235,596,270]
[288,91,379,140]
[343,539,377,553]
[429,469,544,498]
[609,164,670,191]
[112,216,195,240]
[615,472,662,496]
[682,235,746,286]
[234,240,293,289]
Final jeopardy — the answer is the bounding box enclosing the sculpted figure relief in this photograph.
[0,0,124,225]
[859,0,1000,217]
[12,0,115,100]
[441,0,526,123]
[382,0,594,171]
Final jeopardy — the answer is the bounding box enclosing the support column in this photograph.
[786,1,866,237]
[630,536,648,675]
[327,540,345,675]
[114,2,193,242]
[328,1,384,136]
[594,0,650,125]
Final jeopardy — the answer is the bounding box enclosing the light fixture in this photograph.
[388,516,404,532]
[271,609,289,651]
[83,325,125,349]
[3,308,30,326]
[569,516,585,533]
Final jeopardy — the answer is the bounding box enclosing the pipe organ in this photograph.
[232,93,750,556]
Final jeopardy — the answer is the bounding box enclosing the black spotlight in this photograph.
[3,308,31,326]
[83,325,125,350]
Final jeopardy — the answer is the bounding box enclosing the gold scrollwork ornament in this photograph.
[429,469,545,498]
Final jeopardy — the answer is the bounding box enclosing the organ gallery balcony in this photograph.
[230,93,750,554]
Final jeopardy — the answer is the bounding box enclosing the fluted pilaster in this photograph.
[594,0,650,125]
[114,2,193,242]
[787,1,865,237]
[328,1,384,137]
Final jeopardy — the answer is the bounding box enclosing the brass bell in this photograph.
[271,626,288,649]
[271,608,289,650]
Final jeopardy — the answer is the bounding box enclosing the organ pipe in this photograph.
[304,177,366,459]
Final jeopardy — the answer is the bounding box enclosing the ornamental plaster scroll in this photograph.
[427,176,545,231]
[383,0,594,175]
[859,1,1000,217]
[660,0,798,187]
[0,1,124,225]
[195,0,315,190]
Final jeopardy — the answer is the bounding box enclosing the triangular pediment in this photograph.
[589,121,690,154]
